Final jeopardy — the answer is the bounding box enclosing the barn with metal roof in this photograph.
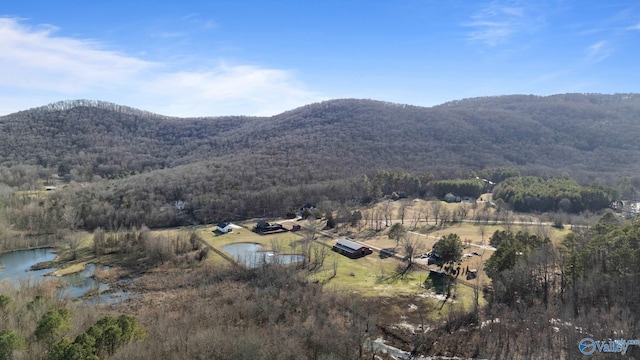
[332,239,373,259]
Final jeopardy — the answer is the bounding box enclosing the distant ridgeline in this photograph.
[1,94,640,182]
[22,99,169,119]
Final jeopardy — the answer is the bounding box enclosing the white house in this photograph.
[216,222,233,234]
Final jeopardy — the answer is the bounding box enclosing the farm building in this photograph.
[216,222,233,234]
[332,239,373,259]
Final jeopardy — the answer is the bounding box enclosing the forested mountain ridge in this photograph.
[0,94,640,181]
[2,93,640,183]
[0,100,257,175]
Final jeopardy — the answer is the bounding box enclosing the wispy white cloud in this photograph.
[463,1,543,46]
[0,17,322,116]
[627,22,640,31]
[178,13,218,31]
[138,64,320,116]
[586,40,612,63]
[0,18,152,92]
[150,31,189,39]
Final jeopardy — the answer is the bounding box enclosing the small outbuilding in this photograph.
[332,239,372,259]
[216,222,233,234]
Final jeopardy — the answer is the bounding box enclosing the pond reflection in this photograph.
[0,248,135,304]
[222,243,304,268]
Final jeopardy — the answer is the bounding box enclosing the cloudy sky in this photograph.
[1,0,640,116]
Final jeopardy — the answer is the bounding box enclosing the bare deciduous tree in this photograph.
[59,229,86,260]
[382,200,393,227]
[430,201,443,227]
[411,208,421,230]
[478,222,487,246]
[61,206,82,230]
[305,218,323,240]
[399,201,409,225]
[440,208,451,227]
[400,234,424,272]
[456,203,471,220]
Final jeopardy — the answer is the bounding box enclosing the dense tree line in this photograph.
[368,171,425,200]
[0,168,499,232]
[48,314,146,359]
[492,176,614,213]
[0,168,623,235]
[562,211,640,318]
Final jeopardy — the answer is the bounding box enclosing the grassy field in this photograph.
[313,243,429,297]
[195,221,455,299]
[191,219,486,314]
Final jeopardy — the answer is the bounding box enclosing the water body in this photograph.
[57,263,110,298]
[85,279,138,305]
[0,248,57,282]
[0,248,135,303]
[222,243,304,268]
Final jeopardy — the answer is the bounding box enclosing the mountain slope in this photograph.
[1,94,640,181]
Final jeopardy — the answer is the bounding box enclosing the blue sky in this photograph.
[1,0,640,116]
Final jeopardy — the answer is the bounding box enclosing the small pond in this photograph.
[0,248,57,281]
[0,248,136,304]
[222,243,304,268]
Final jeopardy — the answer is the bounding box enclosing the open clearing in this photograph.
[197,221,443,298]
[196,219,491,307]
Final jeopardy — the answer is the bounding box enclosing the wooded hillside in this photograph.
[2,94,640,184]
